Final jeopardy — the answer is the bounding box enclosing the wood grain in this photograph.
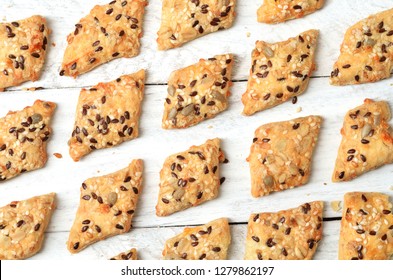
[30,220,341,260]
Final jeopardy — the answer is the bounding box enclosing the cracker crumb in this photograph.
[52,42,56,47]
[330,201,342,212]
[53,153,63,159]
[296,107,302,113]
[208,125,213,129]
[246,32,251,37]
[323,182,327,185]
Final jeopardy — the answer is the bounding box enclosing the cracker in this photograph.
[332,99,393,182]
[162,218,231,260]
[0,100,56,182]
[68,70,145,162]
[245,201,323,260]
[247,116,322,197]
[339,192,393,260]
[156,138,225,216]
[60,0,147,77]
[330,8,393,86]
[157,0,236,50]
[242,30,318,116]
[0,192,56,260]
[110,248,138,260]
[257,0,324,24]
[67,159,143,253]
[0,15,49,91]
[162,54,234,129]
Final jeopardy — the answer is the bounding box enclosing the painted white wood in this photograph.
[1,0,392,90]
[29,220,340,260]
[1,78,393,231]
[0,0,393,260]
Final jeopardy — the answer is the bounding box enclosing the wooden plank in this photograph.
[1,0,393,261]
[29,220,341,260]
[0,78,392,232]
[1,0,393,90]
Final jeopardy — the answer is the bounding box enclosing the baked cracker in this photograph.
[332,99,393,182]
[330,8,393,86]
[0,15,50,91]
[110,248,138,260]
[60,0,147,77]
[242,30,318,116]
[339,192,393,260]
[157,0,236,50]
[162,218,231,260]
[0,192,56,260]
[68,69,145,162]
[67,159,143,253]
[162,54,234,129]
[0,100,56,182]
[257,0,325,24]
[247,116,322,197]
[156,138,225,216]
[245,201,323,260]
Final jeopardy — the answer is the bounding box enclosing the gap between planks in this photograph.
[45,217,342,234]
[2,75,333,92]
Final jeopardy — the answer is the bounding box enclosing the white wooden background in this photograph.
[1,0,393,260]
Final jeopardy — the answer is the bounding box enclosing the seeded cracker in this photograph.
[157,0,236,50]
[330,8,393,86]
[110,248,138,260]
[162,218,231,260]
[247,116,321,197]
[257,0,324,24]
[245,201,323,260]
[0,15,49,91]
[156,138,225,216]
[162,54,234,129]
[332,99,393,182]
[67,159,143,253]
[339,192,393,260]
[60,0,147,77]
[242,30,318,116]
[68,70,145,162]
[0,100,56,182]
[0,192,56,260]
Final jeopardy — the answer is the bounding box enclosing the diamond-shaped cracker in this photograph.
[0,15,49,91]
[330,8,393,86]
[60,0,148,77]
[68,70,145,162]
[162,54,233,129]
[162,218,231,260]
[0,100,56,182]
[257,0,325,24]
[245,201,323,260]
[67,159,143,253]
[339,192,393,260]
[242,30,318,116]
[0,192,56,260]
[247,116,322,197]
[332,99,393,182]
[110,248,138,260]
[157,0,236,50]
[242,29,318,115]
[156,138,225,216]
